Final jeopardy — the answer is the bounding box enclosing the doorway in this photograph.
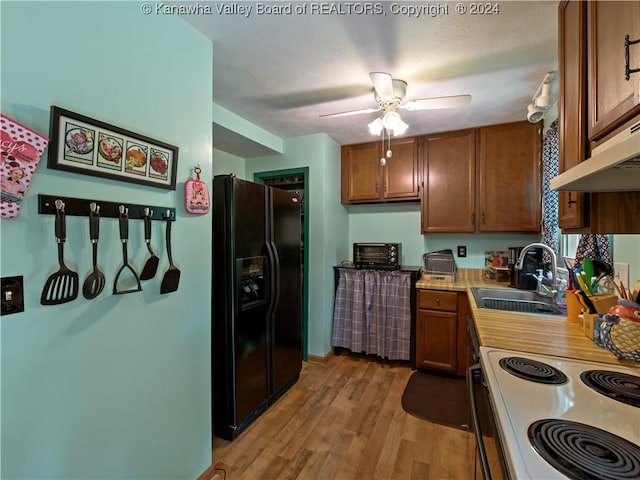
[254,168,309,361]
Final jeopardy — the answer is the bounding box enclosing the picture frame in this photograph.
[48,106,178,190]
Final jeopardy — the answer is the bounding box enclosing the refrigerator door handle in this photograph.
[265,241,280,314]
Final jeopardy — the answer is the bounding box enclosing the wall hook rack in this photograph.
[38,194,176,222]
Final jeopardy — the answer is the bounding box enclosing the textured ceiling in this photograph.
[184,1,559,157]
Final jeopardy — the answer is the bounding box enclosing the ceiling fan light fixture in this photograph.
[382,110,402,130]
[393,119,409,135]
[368,117,383,136]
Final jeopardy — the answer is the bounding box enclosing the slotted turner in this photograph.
[41,199,79,305]
[82,202,106,299]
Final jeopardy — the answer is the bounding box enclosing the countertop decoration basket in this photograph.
[601,299,640,362]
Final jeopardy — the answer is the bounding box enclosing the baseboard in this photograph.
[197,464,217,480]
[307,350,334,365]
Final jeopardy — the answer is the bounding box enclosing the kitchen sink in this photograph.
[471,287,566,316]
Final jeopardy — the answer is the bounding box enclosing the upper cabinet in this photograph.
[558,0,589,229]
[420,121,542,234]
[588,1,640,142]
[557,0,640,233]
[421,130,476,234]
[341,136,419,203]
[477,121,542,233]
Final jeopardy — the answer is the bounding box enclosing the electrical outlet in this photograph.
[457,246,467,258]
[613,262,630,290]
[1,276,24,316]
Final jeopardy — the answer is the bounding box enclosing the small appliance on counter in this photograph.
[353,242,401,270]
[508,246,543,290]
[422,249,456,282]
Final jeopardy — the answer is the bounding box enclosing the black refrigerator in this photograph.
[212,174,303,441]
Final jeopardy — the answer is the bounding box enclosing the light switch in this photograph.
[1,276,24,315]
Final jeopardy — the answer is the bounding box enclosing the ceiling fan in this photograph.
[320,72,472,135]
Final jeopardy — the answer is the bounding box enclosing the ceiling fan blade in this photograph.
[369,72,395,100]
[402,94,472,111]
[319,106,380,118]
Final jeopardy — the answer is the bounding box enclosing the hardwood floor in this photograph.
[211,353,475,479]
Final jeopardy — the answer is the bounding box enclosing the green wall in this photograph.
[1,3,213,478]
[213,148,245,178]
[246,134,348,357]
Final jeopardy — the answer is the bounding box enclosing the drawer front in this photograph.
[418,289,458,312]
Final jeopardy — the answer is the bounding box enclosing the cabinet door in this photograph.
[383,137,420,200]
[421,131,476,233]
[416,309,458,373]
[588,1,640,141]
[558,0,589,229]
[478,121,542,233]
[341,143,381,203]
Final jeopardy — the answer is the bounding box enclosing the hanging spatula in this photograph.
[160,211,180,294]
[140,208,159,280]
[41,199,79,305]
[82,202,106,299]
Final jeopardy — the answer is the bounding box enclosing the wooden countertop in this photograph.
[416,271,639,368]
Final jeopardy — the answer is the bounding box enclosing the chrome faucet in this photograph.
[516,243,558,301]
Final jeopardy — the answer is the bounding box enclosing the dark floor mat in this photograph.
[401,370,471,431]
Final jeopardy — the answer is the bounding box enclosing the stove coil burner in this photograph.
[528,419,640,480]
[581,370,640,408]
[498,357,568,384]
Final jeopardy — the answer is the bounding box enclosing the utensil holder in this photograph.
[590,294,618,314]
[582,313,601,340]
[565,289,582,324]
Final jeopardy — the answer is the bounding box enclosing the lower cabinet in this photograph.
[415,289,469,376]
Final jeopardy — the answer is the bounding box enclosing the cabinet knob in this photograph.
[625,35,640,81]
[436,298,440,304]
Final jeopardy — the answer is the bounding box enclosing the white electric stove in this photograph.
[479,346,640,479]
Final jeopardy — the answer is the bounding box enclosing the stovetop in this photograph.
[480,346,640,479]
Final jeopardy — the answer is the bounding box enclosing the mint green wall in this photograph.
[246,134,348,357]
[613,235,640,287]
[348,203,541,268]
[1,3,212,478]
[213,148,245,178]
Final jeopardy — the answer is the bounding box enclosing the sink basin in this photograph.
[471,287,565,316]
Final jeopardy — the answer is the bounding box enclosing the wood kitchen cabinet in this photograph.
[421,130,476,233]
[341,137,419,203]
[558,0,589,229]
[477,121,542,232]
[421,121,541,234]
[557,0,640,233]
[588,1,640,142]
[415,289,469,376]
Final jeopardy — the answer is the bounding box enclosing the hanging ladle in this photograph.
[113,205,143,295]
[82,202,106,299]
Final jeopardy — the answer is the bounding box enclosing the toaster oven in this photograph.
[353,243,401,270]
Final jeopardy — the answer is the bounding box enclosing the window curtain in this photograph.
[332,268,411,361]
[541,119,559,264]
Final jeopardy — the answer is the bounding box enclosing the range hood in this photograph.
[550,121,640,192]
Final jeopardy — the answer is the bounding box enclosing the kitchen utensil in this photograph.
[582,258,595,282]
[575,289,596,314]
[113,206,142,295]
[139,208,159,280]
[160,211,180,294]
[591,259,613,285]
[41,199,79,305]
[82,203,106,299]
